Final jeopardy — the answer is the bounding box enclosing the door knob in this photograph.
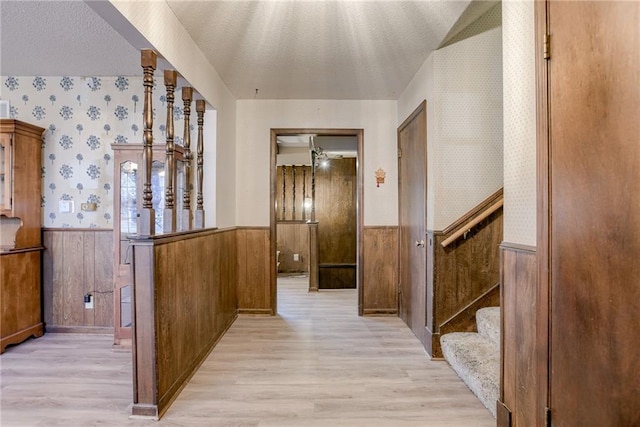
[415,240,425,247]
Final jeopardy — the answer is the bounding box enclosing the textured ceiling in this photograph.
[166,0,470,99]
[0,1,141,77]
[1,0,475,101]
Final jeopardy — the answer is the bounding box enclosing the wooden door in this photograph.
[397,101,427,344]
[545,1,640,424]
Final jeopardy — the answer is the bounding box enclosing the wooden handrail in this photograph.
[441,197,503,247]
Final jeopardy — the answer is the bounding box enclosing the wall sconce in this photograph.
[375,168,386,187]
[304,197,312,212]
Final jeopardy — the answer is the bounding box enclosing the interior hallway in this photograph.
[0,277,493,426]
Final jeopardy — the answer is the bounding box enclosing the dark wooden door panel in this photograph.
[548,1,640,424]
[398,101,427,343]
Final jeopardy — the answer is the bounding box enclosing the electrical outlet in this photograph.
[81,202,97,211]
[293,253,300,262]
[84,294,94,309]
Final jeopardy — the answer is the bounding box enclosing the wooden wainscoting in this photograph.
[362,226,398,315]
[42,228,113,332]
[426,190,503,358]
[316,158,357,289]
[276,222,309,273]
[237,227,272,315]
[499,243,537,426]
[129,227,237,419]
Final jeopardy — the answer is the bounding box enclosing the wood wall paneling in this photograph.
[428,190,503,358]
[500,244,537,426]
[237,227,272,314]
[42,229,114,331]
[276,222,309,273]
[276,165,312,222]
[316,158,356,289]
[362,226,398,315]
[130,228,238,418]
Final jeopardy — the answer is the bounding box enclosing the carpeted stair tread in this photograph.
[440,332,499,418]
[476,307,501,347]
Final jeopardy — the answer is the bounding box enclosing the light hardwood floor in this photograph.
[0,276,494,426]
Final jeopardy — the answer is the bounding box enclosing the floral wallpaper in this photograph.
[1,75,194,229]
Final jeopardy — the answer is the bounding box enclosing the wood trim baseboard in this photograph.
[363,308,397,316]
[44,325,113,334]
[238,309,273,315]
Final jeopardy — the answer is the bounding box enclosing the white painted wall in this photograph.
[398,25,503,230]
[502,0,536,246]
[110,0,236,228]
[236,100,398,226]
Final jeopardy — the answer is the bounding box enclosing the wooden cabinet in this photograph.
[0,119,45,353]
[111,143,185,347]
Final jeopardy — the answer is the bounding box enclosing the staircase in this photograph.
[440,307,500,418]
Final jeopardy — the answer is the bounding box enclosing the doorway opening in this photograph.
[270,129,364,315]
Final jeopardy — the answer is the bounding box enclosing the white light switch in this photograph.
[59,200,74,213]
[293,253,300,262]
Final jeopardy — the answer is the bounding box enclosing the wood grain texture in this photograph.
[130,228,238,418]
[0,120,44,249]
[427,206,503,358]
[545,2,640,425]
[316,158,357,289]
[0,279,495,426]
[276,222,309,273]
[500,243,537,426]
[362,226,398,314]
[276,165,312,222]
[397,101,427,346]
[42,229,114,330]
[0,249,44,353]
[236,227,272,314]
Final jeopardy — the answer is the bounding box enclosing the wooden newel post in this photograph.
[180,87,193,231]
[195,99,206,229]
[163,70,177,233]
[139,49,157,237]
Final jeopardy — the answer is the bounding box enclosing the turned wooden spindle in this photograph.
[195,99,206,229]
[292,166,296,220]
[180,87,193,231]
[163,70,177,233]
[140,49,157,236]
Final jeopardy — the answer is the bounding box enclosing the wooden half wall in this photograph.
[362,226,398,315]
[426,190,503,358]
[129,227,237,419]
[42,228,113,332]
[498,243,538,426]
[237,227,272,315]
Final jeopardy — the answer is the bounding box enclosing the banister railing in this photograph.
[441,196,503,248]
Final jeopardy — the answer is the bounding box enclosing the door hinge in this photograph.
[545,407,552,426]
[543,34,551,60]
[397,148,402,159]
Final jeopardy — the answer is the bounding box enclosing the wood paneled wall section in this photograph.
[316,158,356,289]
[237,227,272,314]
[499,243,537,426]
[130,228,237,419]
[426,190,503,358]
[42,229,113,331]
[276,222,309,273]
[276,165,312,221]
[362,226,398,315]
